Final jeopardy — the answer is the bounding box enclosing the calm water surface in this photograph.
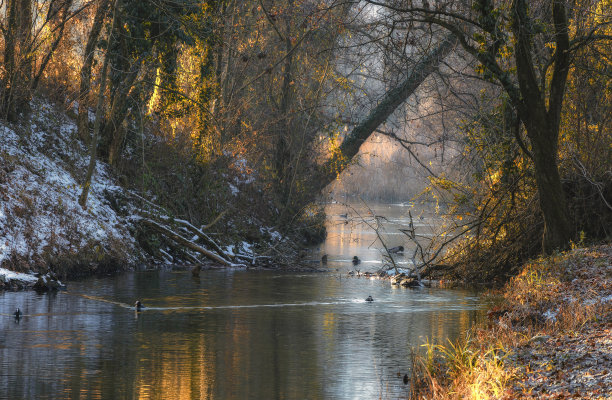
[0,203,484,400]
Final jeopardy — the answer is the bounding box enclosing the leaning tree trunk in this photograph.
[316,34,458,189]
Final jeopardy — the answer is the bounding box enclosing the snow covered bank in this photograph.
[0,99,136,276]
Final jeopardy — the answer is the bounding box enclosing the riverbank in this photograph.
[409,244,611,399]
[0,98,322,283]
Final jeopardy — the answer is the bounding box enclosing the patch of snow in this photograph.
[599,295,612,303]
[543,309,558,322]
[386,267,412,275]
[229,183,239,196]
[0,268,38,282]
[241,241,253,254]
[260,227,283,242]
[0,97,136,268]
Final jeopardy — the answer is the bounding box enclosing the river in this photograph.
[0,202,484,400]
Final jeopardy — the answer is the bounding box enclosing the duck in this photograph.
[403,373,409,385]
[135,301,144,311]
[388,245,404,254]
[13,308,22,320]
[365,295,374,302]
[352,256,361,265]
[321,254,328,264]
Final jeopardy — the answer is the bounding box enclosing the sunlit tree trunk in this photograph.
[30,0,74,91]
[78,0,111,144]
[80,0,119,209]
[318,35,458,187]
[105,67,140,166]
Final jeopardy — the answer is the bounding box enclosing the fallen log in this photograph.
[157,215,232,260]
[139,218,233,267]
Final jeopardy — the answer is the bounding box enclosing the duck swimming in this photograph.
[388,245,404,254]
[13,308,22,320]
[365,295,374,302]
[135,301,144,311]
[352,256,361,265]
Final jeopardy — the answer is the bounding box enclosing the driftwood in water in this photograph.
[139,218,233,266]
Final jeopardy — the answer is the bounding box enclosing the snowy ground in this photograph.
[0,99,135,272]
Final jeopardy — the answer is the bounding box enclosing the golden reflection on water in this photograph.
[132,332,215,400]
[0,203,483,400]
[119,306,481,400]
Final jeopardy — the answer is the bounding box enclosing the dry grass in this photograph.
[409,244,612,399]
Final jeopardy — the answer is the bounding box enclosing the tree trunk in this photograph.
[104,66,140,165]
[511,0,573,252]
[316,34,458,189]
[523,117,573,253]
[78,0,111,143]
[30,0,74,92]
[79,0,118,209]
[2,0,33,121]
[274,13,295,208]
[139,219,233,266]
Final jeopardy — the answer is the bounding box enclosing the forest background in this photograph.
[0,0,609,282]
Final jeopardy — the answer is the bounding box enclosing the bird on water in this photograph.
[135,301,144,311]
[13,308,22,320]
[388,245,404,254]
[365,295,374,302]
[352,256,361,265]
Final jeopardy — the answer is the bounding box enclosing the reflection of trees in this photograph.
[1,274,483,399]
[119,272,325,400]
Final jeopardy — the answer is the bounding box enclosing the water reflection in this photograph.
[1,270,483,399]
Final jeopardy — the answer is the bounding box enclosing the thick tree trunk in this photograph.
[524,118,573,253]
[511,0,573,252]
[316,34,458,189]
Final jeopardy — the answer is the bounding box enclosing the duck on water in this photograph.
[388,245,404,254]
